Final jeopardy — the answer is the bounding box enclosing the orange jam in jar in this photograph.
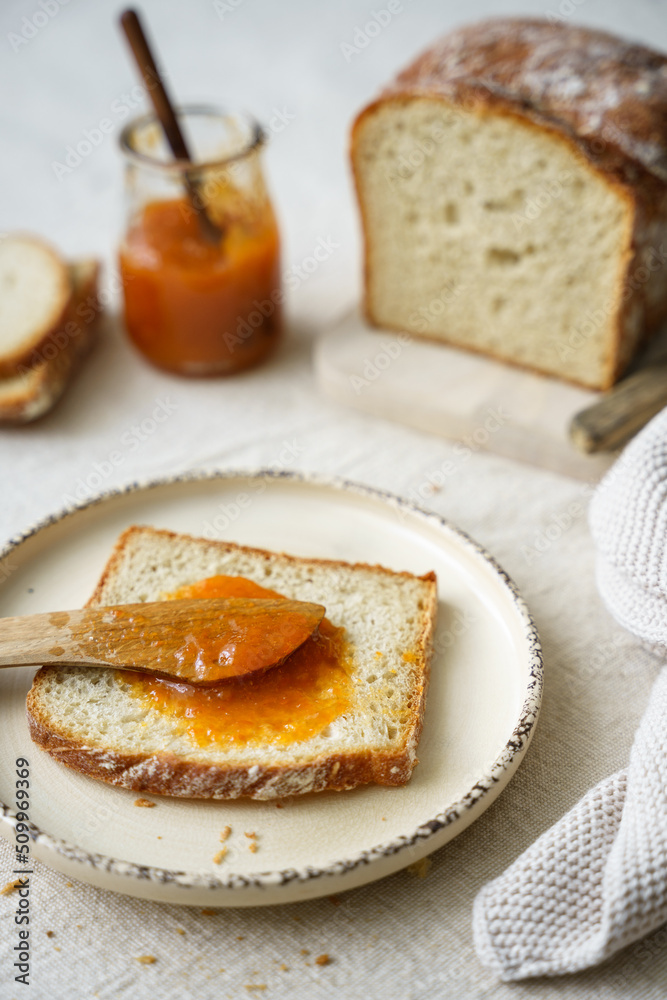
[118,107,282,375]
[119,575,354,748]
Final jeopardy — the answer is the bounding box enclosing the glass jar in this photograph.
[118,106,282,375]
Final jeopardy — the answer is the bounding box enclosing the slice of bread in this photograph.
[0,259,101,423]
[0,235,72,377]
[26,526,438,800]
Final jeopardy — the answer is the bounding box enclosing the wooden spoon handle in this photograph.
[119,9,221,244]
[0,609,87,668]
[0,598,325,685]
[570,362,667,454]
[120,9,189,160]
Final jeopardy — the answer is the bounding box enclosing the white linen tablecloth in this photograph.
[1,1,667,997]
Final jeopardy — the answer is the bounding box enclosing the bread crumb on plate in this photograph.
[134,798,156,808]
[136,955,157,965]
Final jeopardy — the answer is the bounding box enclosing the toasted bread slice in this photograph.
[0,235,72,377]
[0,259,101,423]
[27,526,437,800]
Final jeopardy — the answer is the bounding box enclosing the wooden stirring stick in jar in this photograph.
[119,8,222,244]
[0,597,325,686]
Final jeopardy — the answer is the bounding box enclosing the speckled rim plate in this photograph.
[0,471,542,907]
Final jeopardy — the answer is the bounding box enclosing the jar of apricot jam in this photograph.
[118,106,282,375]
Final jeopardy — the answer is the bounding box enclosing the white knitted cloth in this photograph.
[473,408,667,980]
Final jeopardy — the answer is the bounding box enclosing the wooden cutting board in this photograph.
[315,308,617,482]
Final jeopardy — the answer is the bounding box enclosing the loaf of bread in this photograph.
[27,526,438,800]
[351,19,667,390]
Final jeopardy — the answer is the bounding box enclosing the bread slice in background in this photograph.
[0,235,72,377]
[27,526,438,800]
[0,258,101,423]
[351,19,667,391]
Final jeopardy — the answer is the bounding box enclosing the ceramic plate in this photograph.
[0,472,542,907]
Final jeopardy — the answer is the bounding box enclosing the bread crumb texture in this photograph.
[133,798,156,808]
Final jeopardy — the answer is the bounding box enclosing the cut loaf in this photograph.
[27,526,437,800]
[351,19,667,390]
